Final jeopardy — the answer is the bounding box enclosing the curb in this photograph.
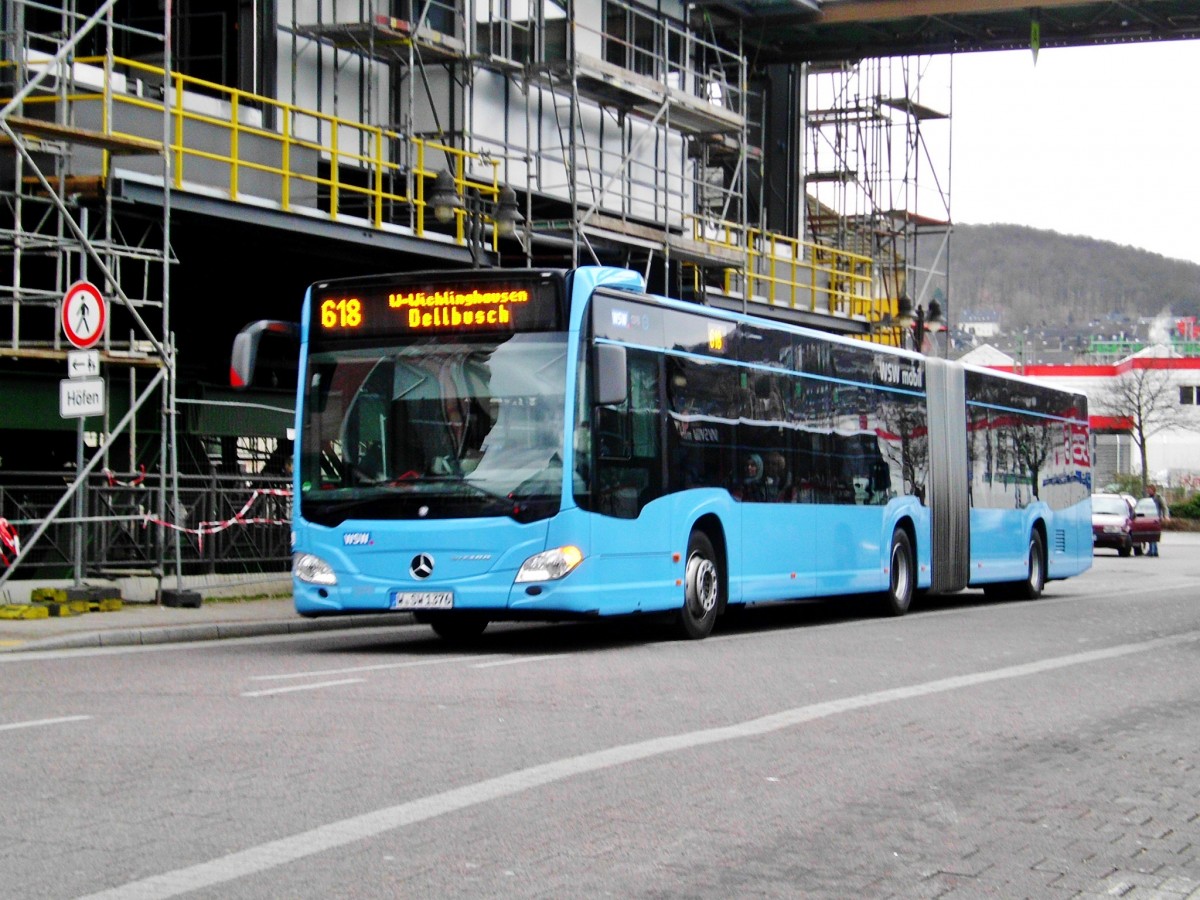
[0,613,416,653]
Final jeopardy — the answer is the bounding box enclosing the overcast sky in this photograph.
[949,38,1200,266]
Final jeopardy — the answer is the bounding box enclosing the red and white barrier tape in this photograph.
[104,465,147,487]
[0,517,20,568]
[0,490,289,566]
[141,488,292,550]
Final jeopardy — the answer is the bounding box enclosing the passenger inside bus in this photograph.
[733,453,766,501]
[763,451,793,501]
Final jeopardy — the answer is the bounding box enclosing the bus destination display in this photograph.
[312,274,563,342]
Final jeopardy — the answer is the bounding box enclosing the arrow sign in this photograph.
[67,349,100,379]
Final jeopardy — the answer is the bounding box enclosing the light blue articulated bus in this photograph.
[231,266,1093,641]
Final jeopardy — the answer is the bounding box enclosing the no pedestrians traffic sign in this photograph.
[61,280,106,349]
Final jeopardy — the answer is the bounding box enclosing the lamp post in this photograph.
[428,169,462,224]
[895,294,946,354]
[491,183,527,259]
[493,184,522,238]
[429,171,524,267]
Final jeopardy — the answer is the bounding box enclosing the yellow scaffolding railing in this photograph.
[686,217,898,343]
[12,54,503,246]
[7,53,900,343]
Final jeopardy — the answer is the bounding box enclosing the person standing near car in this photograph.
[1145,484,1170,557]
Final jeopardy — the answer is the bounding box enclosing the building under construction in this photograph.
[4,0,1189,592]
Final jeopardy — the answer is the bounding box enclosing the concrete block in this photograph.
[160,589,203,608]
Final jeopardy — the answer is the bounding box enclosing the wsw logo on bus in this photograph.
[875,356,923,389]
[675,421,721,443]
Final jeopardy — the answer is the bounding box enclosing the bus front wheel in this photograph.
[678,531,721,640]
[880,528,914,617]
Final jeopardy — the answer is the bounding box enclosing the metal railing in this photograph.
[10,51,505,247]
[0,471,291,581]
[687,217,885,325]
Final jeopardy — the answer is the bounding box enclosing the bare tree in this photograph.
[1009,416,1056,503]
[1093,361,1195,492]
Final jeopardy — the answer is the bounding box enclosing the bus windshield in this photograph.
[299,332,568,525]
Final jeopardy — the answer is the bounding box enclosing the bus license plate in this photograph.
[391,591,453,610]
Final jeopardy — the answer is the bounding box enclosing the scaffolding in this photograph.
[0,2,195,595]
[288,0,470,230]
[286,0,759,288]
[274,0,883,322]
[523,0,752,278]
[804,55,953,346]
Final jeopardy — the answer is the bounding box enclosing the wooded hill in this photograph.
[942,224,1200,331]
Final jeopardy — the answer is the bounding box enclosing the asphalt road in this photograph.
[3,536,1200,899]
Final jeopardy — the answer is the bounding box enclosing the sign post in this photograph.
[60,280,107,588]
[60,283,106,419]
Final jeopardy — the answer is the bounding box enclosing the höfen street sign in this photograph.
[60,377,105,418]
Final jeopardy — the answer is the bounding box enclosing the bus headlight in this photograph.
[515,545,584,582]
[293,552,337,585]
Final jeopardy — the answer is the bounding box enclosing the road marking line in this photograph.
[0,714,91,732]
[471,654,562,668]
[241,678,364,697]
[249,655,489,681]
[78,628,1200,900]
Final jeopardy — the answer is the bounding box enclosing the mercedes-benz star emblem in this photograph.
[410,553,434,579]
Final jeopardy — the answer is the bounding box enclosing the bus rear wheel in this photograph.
[880,528,914,617]
[983,530,1046,601]
[678,531,721,640]
[1011,530,1046,600]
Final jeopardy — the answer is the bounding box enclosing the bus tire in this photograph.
[678,530,721,640]
[426,612,489,643]
[1011,530,1046,601]
[880,528,914,617]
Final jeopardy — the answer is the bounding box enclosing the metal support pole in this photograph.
[468,190,484,268]
[74,417,84,586]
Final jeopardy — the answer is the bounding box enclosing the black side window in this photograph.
[594,349,662,517]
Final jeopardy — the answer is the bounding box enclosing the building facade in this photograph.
[3,0,958,582]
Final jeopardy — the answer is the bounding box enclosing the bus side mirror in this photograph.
[230,320,299,388]
[594,343,627,406]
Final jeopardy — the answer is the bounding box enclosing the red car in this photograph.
[1131,496,1163,556]
[1091,492,1134,556]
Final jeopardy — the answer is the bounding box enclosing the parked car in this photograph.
[1130,496,1163,555]
[1092,492,1134,556]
